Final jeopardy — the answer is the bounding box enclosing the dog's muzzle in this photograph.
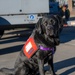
[46,25,54,36]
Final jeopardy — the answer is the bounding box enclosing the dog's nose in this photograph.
[47,25,54,30]
[48,25,54,36]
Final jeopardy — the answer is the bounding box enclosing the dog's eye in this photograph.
[44,22,47,26]
[49,19,55,25]
[45,22,47,25]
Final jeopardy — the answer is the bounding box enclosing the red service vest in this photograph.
[23,37,38,59]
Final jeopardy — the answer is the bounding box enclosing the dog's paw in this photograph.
[45,71,60,75]
[0,72,5,75]
[0,68,14,75]
[0,70,5,75]
[0,68,8,75]
[45,71,51,75]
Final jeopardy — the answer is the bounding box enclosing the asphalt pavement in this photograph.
[0,27,75,75]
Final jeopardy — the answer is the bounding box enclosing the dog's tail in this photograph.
[0,68,14,75]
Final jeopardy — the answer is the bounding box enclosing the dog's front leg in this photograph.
[48,55,56,75]
[37,59,45,75]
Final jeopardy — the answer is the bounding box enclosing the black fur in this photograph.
[0,15,63,75]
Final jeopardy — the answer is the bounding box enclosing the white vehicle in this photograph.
[0,0,49,38]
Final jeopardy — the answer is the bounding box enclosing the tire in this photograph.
[0,30,4,39]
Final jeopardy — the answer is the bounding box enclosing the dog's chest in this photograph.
[27,50,52,68]
[37,50,52,60]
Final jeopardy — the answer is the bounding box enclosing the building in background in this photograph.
[56,0,68,5]
[56,0,75,16]
[49,0,75,16]
[68,0,75,16]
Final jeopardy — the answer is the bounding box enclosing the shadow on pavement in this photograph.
[0,29,33,55]
[0,34,30,44]
[0,35,29,55]
[44,57,75,75]
[60,67,75,75]
[60,26,75,43]
[60,15,75,43]
[0,44,23,55]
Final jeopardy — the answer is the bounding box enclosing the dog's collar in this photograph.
[39,45,54,54]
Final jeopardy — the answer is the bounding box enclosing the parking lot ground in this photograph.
[0,27,75,75]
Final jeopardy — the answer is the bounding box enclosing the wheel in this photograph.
[0,30,4,39]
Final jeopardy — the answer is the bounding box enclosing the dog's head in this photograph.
[35,15,63,45]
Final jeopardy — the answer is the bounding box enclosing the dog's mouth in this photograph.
[46,24,58,37]
[46,26,59,38]
[46,29,55,37]
[46,28,60,45]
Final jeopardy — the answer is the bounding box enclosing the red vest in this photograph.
[23,37,38,59]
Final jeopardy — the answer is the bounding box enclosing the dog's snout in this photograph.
[46,25,54,36]
[47,25,53,30]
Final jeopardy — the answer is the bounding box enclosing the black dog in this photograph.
[0,15,63,75]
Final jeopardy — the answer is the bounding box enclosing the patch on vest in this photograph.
[23,37,38,59]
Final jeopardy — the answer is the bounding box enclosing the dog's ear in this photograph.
[54,38,60,45]
[49,18,56,25]
[54,15,63,33]
[35,18,43,34]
